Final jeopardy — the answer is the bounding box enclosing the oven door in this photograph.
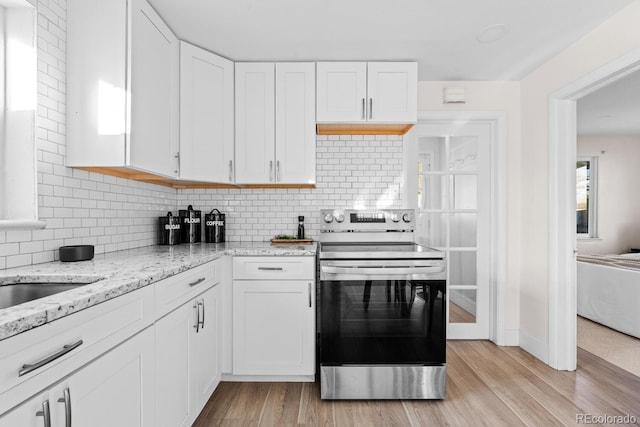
[318,260,446,366]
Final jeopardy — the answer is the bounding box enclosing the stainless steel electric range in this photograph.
[318,209,446,399]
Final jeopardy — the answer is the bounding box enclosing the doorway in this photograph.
[548,48,640,370]
[405,115,506,341]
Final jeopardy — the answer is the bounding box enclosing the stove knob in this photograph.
[335,213,345,223]
[390,213,400,223]
[323,213,334,223]
[402,212,414,223]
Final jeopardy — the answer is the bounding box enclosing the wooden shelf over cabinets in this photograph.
[74,167,315,189]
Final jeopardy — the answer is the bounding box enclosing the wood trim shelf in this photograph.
[316,123,414,135]
[74,167,316,189]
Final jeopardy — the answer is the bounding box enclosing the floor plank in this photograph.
[259,383,302,426]
[195,341,640,426]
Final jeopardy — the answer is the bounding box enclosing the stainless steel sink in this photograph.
[0,276,103,310]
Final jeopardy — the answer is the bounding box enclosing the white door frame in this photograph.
[548,48,640,370]
[407,112,508,344]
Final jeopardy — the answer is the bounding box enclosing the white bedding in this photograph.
[577,255,640,339]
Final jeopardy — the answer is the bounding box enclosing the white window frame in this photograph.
[576,156,598,240]
[0,0,45,231]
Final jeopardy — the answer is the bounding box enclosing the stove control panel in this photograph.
[320,209,416,232]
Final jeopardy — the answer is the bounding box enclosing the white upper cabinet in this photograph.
[235,63,276,184]
[67,0,179,178]
[275,63,316,185]
[316,62,417,123]
[316,62,367,123]
[235,62,315,185]
[179,42,234,183]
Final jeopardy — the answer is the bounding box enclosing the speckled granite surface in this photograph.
[0,242,316,341]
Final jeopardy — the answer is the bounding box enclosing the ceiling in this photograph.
[147,0,633,81]
[577,70,640,135]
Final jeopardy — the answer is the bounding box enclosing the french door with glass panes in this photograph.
[413,122,492,339]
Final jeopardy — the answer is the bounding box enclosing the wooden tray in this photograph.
[270,238,313,244]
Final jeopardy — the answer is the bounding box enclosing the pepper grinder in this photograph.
[297,216,305,239]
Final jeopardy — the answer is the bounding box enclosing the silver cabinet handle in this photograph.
[57,388,72,427]
[174,152,180,175]
[362,98,366,120]
[276,160,280,182]
[20,340,84,377]
[189,277,206,287]
[193,302,200,333]
[269,160,274,182]
[36,400,51,427]
[258,266,283,271]
[228,160,233,182]
[308,282,312,308]
[200,300,205,330]
[369,98,373,120]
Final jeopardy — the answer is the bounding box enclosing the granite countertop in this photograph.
[0,241,316,341]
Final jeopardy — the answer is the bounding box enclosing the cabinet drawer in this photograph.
[155,259,221,319]
[233,256,315,280]
[0,285,154,415]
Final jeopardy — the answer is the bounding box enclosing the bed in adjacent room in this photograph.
[577,253,640,339]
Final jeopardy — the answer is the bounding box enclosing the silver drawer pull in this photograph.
[20,340,84,377]
[189,277,206,287]
[258,267,284,271]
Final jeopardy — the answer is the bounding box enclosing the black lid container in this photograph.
[179,205,201,244]
[159,212,181,245]
[205,209,225,243]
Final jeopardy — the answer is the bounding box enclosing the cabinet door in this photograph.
[275,63,316,184]
[367,62,417,123]
[67,0,127,167]
[155,302,194,427]
[180,42,234,183]
[0,391,50,427]
[191,285,221,416]
[316,62,367,123]
[233,280,315,375]
[57,327,156,427]
[235,63,276,184]
[129,0,179,177]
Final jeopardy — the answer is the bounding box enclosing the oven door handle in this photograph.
[321,265,445,275]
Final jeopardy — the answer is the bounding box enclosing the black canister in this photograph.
[158,212,181,245]
[205,209,225,243]
[179,205,201,243]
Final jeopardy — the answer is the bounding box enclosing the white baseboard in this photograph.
[519,329,549,365]
[496,328,520,346]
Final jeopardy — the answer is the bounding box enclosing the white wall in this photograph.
[577,135,640,255]
[520,1,640,357]
[416,81,522,337]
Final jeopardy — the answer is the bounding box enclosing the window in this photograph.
[576,157,597,238]
[0,0,42,230]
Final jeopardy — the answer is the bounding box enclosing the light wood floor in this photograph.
[193,341,640,426]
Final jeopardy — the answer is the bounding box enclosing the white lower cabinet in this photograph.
[0,327,155,427]
[232,256,315,377]
[155,283,221,427]
[0,258,225,427]
[233,281,315,376]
